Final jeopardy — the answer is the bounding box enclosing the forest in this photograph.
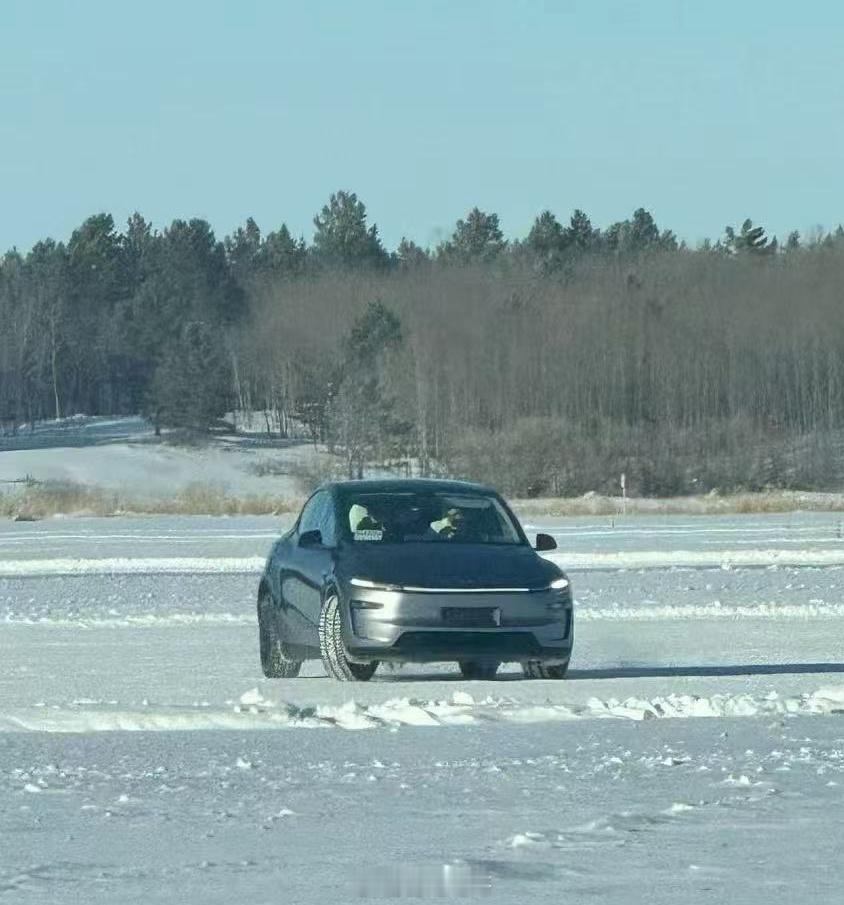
[2,191,844,497]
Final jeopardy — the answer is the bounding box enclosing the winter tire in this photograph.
[318,592,378,681]
[258,590,302,678]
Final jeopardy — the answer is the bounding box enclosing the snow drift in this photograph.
[3,685,842,733]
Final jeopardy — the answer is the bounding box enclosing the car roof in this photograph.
[323,478,498,497]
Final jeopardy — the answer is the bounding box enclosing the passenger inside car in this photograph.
[428,506,468,539]
[348,503,384,536]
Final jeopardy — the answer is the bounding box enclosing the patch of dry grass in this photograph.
[286,454,348,495]
[0,481,118,520]
[142,483,302,516]
[5,480,844,521]
[510,490,844,517]
[0,480,302,520]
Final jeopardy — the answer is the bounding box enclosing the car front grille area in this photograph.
[393,631,543,657]
[441,606,500,628]
[350,601,572,636]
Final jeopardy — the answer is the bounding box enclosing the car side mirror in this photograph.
[534,532,557,552]
[298,529,323,548]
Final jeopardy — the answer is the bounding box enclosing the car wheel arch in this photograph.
[321,582,349,632]
[322,578,341,601]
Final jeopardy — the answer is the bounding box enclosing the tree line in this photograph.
[2,191,844,495]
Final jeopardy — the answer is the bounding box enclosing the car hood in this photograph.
[338,542,559,590]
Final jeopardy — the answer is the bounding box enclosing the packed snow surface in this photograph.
[1,511,843,902]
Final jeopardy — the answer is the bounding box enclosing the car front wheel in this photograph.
[318,592,378,681]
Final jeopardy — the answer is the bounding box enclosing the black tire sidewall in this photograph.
[319,592,377,681]
[258,591,301,678]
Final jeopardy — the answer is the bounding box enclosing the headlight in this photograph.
[549,576,570,590]
[350,577,403,592]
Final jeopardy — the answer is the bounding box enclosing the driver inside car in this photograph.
[428,506,470,539]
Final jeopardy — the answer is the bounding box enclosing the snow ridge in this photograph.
[577,601,844,621]
[549,549,844,570]
[2,612,256,627]
[3,686,842,733]
[5,600,844,627]
[0,557,265,577]
[4,546,844,578]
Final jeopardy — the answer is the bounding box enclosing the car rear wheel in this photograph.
[258,591,302,678]
[458,660,500,680]
[318,592,378,681]
[522,659,570,680]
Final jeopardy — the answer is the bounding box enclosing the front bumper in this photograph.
[342,585,573,664]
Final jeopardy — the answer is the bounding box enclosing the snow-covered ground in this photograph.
[3,715,842,903]
[1,513,843,902]
[0,415,322,500]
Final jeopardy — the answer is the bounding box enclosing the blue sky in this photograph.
[2,0,843,252]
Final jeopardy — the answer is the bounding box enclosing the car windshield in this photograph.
[341,491,522,545]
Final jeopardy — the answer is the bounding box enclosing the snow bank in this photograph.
[2,612,257,627]
[576,601,844,621]
[548,548,844,570]
[0,556,265,577]
[5,544,844,578]
[3,686,842,733]
[5,546,844,580]
[7,601,844,629]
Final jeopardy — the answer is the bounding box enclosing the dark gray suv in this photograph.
[257,479,573,681]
